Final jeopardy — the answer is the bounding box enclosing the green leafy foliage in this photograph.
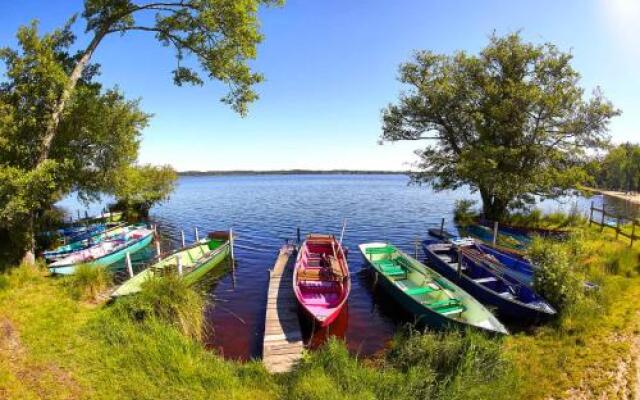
[528,237,582,312]
[453,199,478,226]
[382,33,619,220]
[596,142,640,193]
[112,164,178,218]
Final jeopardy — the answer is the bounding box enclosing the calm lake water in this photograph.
[59,174,612,360]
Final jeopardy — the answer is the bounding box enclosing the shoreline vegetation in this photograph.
[1,212,640,399]
[178,170,408,176]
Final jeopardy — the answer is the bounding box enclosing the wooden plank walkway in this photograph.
[262,244,304,373]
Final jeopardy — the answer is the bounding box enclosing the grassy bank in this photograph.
[1,222,639,399]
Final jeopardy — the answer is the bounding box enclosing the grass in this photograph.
[64,264,112,302]
[1,221,640,399]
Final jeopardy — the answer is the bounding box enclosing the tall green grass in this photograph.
[65,264,112,301]
[110,275,205,340]
[283,330,518,400]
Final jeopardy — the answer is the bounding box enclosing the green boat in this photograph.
[359,242,508,335]
[111,231,232,298]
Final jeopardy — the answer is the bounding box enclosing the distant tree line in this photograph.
[592,143,640,193]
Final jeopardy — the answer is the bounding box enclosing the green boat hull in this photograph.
[111,238,230,298]
[359,242,507,335]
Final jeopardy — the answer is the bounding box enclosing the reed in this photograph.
[65,264,111,301]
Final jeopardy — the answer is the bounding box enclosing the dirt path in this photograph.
[598,190,640,206]
[0,318,82,399]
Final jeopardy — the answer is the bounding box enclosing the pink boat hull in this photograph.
[293,234,351,328]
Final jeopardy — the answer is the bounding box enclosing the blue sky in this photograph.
[1,0,638,171]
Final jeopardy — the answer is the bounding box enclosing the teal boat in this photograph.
[44,223,127,261]
[111,231,232,298]
[359,242,508,335]
[48,226,154,275]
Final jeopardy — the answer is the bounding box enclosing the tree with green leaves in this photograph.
[381,33,619,220]
[598,143,640,193]
[0,0,280,263]
[112,165,178,218]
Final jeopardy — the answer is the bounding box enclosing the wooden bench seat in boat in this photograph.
[423,298,465,316]
[474,277,498,284]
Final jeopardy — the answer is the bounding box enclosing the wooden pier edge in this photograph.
[262,244,304,373]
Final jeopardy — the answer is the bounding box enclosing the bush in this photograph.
[453,199,478,226]
[111,275,205,340]
[528,238,582,312]
[65,264,111,301]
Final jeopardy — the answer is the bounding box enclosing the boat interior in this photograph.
[364,245,466,317]
[429,243,544,306]
[296,237,348,318]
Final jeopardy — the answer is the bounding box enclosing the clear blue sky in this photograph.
[1,0,638,171]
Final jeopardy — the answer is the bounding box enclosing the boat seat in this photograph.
[497,291,515,300]
[474,277,497,284]
[381,266,406,277]
[405,286,440,296]
[365,246,395,255]
[374,259,395,269]
[424,298,465,315]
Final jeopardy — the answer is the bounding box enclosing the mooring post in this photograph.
[176,255,183,276]
[440,218,445,236]
[589,201,594,226]
[195,226,199,242]
[414,237,419,259]
[457,248,462,278]
[492,221,499,246]
[296,227,301,245]
[180,230,185,248]
[125,251,134,278]
[155,240,161,258]
[230,227,235,270]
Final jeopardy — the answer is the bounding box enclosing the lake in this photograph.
[58,174,603,360]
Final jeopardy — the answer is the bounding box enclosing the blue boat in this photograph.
[422,239,556,321]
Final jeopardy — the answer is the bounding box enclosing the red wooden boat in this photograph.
[293,234,351,327]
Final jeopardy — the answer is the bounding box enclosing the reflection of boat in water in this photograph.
[303,305,349,350]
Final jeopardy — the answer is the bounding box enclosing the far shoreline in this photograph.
[178,170,409,177]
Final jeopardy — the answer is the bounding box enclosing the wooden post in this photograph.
[155,240,161,258]
[440,218,445,236]
[414,238,419,259]
[632,221,636,248]
[176,255,183,276]
[296,227,301,245]
[230,227,235,270]
[180,230,186,248]
[457,249,462,279]
[492,221,499,246]
[615,217,621,239]
[195,226,199,242]
[125,251,134,278]
[601,207,606,232]
[589,201,594,226]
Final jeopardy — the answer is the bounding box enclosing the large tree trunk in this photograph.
[21,30,107,265]
[479,187,509,222]
[35,30,107,166]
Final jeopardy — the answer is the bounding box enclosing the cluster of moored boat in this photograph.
[294,229,558,335]
[45,217,559,335]
[43,219,233,298]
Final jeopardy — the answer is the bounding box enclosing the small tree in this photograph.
[381,33,619,220]
[112,165,178,218]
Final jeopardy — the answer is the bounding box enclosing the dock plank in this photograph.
[262,244,304,373]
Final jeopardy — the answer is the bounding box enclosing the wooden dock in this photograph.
[262,244,304,373]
